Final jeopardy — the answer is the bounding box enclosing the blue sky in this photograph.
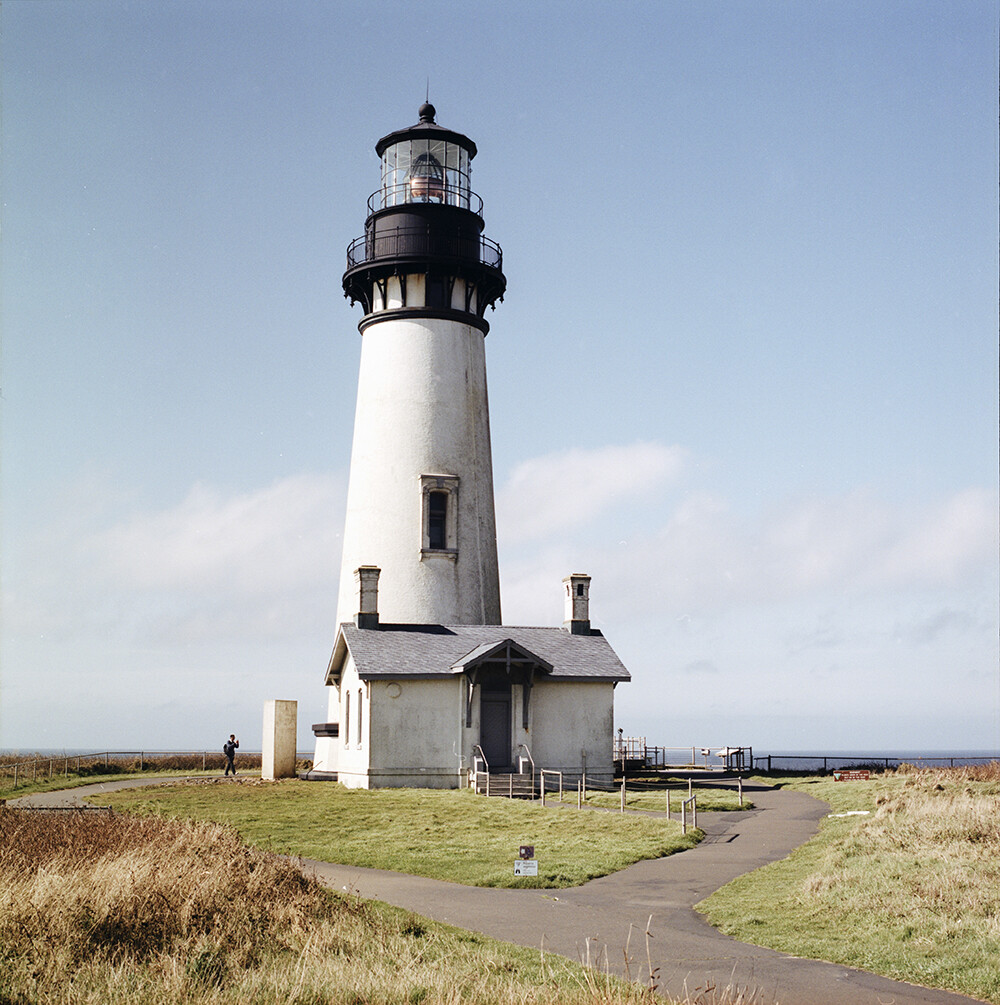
[2,0,997,754]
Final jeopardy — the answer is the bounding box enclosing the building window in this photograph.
[343,692,350,747]
[357,687,363,746]
[428,492,448,549]
[420,474,459,558]
[425,274,449,309]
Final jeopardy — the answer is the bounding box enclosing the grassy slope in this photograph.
[98,779,700,888]
[698,770,1000,1004]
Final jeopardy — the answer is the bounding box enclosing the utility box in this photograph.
[262,699,297,779]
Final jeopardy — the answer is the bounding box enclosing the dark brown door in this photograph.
[480,683,511,769]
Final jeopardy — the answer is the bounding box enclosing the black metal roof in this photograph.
[326,623,631,684]
[374,103,478,160]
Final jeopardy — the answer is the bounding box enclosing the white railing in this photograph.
[516,743,535,795]
[614,741,753,771]
[470,744,489,795]
[681,795,697,834]
[539,769,562,806]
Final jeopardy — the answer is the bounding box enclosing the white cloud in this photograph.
[496,442,686,546]
[497,447,999,624]
[91,474,345,594]
[4,472,346,645]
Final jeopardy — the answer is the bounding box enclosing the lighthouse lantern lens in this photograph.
[380,138,470,209]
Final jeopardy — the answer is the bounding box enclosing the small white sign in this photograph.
[513,859,538,876]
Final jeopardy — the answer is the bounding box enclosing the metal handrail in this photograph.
[539,769,563,806]
[367,184,484,216]
[516,743,535,795]
[471,744,490,795]
[681,795,697,834]
[346,227,503,271]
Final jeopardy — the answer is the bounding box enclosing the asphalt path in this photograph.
[10,779,984,1005]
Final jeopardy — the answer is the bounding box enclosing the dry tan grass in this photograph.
[0,807,673,1004]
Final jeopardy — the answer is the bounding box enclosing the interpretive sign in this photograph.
[519,845,535,859]
[514,859,538,876]
[833,770,871,781]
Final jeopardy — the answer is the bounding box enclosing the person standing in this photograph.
[223,734,239,776]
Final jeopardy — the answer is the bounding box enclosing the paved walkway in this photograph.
[10,780,983,1004]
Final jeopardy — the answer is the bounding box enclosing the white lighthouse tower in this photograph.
[335,102,506,626]
[311,104,507,774]
[307,104,631,787]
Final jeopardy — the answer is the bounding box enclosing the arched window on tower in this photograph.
[420,475,459,558]
[428,492,448,549]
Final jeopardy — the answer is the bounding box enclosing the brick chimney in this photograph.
[563,573,591,635]
[354,566,380,629]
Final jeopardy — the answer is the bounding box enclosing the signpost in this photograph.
[833,770,871,781]
[515,844,537,876]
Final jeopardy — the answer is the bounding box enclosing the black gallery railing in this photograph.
[346,227,503,271]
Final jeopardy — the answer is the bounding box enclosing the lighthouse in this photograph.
[335,102,505,628]
[308,104,629,788]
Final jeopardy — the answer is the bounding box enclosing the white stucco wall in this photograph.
[526,681,616,782]
[365,677,466,788]
[335,312,501,627]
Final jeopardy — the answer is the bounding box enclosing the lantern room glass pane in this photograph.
[380,139,471,209]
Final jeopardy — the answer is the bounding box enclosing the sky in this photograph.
[2,0,997,755]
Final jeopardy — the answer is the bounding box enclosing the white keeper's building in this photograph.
[308,104,629,789]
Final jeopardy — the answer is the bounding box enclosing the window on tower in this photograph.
[425,275,448,309]
[428,492,448,549]
[420,474,459,559]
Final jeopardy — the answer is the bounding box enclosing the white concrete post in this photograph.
[262,699,298,779]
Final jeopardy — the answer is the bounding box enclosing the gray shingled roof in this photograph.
[327,623,630,684]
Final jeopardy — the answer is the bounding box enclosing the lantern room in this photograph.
[377,106,473,210]
[343,103,505,325]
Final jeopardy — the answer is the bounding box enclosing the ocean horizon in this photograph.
[3,746,997,766]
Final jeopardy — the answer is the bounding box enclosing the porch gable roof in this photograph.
[450,638,554,675]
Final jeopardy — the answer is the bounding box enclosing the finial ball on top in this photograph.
[418,102,436,122]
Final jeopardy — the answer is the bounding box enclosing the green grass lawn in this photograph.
[96,778,700,888]
[699,769,1000,1004]
[554,783,751,813]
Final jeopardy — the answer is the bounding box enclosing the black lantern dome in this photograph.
[343,105,505,333]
